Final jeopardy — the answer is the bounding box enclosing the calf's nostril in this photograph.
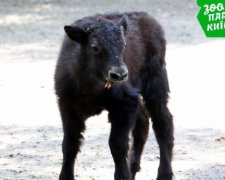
[108,71,128,82]
[121,72,128,79]
[109,72,121,80]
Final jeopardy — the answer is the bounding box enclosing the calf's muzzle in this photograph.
[108,65,128,82]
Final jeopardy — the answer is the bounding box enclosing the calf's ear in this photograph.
[118,15,128,32]
[64,25,87,44]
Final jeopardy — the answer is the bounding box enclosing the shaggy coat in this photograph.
[55,11,174,180]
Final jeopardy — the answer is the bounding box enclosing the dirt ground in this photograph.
[0,0,225,180]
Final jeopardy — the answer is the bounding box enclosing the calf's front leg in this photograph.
[109,115,133,180]
[58,99,86,180]
[108,99,138,180]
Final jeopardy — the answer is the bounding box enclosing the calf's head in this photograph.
[64,16,128,86]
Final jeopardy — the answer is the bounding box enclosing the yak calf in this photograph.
[55,12,174,180]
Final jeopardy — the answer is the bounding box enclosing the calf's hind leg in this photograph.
[143,69,174,180]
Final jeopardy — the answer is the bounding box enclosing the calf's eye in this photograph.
[91,44,101,54]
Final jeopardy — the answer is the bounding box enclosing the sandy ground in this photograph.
[0,0,225,180]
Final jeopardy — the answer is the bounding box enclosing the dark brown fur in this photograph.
[55,12,174,180]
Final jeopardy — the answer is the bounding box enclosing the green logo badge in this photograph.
[197,0,225,37]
